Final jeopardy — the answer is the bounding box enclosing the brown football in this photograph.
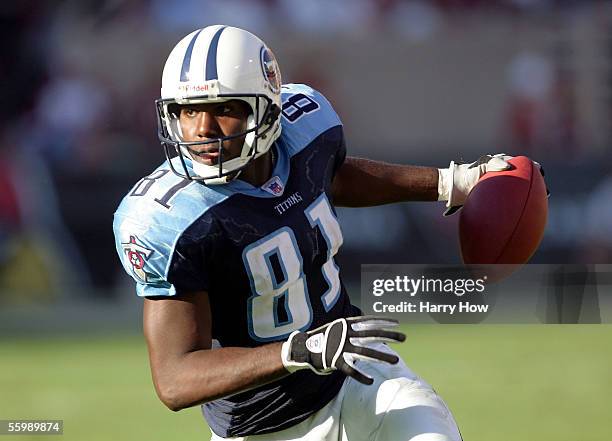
[459,156,548,265]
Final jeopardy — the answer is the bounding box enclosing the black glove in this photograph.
[281,316,405,385]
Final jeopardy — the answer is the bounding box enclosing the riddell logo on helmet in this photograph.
[176,81,220,98]
[178,84,211,92]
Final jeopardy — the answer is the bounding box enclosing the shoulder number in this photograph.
[130,169,191,209]
[281,93,320,123]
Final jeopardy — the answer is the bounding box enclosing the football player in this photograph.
[114,25,512,440]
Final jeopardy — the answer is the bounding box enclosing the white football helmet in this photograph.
[156,25,282,184]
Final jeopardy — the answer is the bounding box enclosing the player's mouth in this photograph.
[189,147,223,165]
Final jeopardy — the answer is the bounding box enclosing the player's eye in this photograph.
[183,108,198,117]
[217,104,233,115]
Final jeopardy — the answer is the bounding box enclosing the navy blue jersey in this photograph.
[113,84,359,437]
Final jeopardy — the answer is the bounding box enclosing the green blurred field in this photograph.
[1,325,611,441]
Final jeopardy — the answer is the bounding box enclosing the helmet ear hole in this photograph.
[266,104,281,124]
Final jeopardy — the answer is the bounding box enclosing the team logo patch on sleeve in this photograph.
[121,235,154,283]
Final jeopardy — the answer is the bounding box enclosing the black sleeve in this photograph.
[167,236,210,293]
[167,217,219,294]
[332,129,347,177]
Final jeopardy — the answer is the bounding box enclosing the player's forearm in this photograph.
[331,157,439,207]
[154,342,288,411]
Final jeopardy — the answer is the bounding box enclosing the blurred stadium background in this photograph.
[1,0,611,440]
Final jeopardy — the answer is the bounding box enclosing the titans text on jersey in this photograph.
[113,84,360,437]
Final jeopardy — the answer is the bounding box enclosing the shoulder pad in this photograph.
[113,164,230,296]
[279,84,342,157]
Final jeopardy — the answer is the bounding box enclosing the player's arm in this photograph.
[331,157,439,206]
[331,155,513,211]
[144,290,405,410]
[143,291,288,411]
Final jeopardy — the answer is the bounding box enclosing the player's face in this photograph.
[178,100,251,166]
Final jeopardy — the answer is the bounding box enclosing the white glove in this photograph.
[438,154,513,216]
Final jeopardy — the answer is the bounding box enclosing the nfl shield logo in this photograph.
[269,181,282,194]
[263,176,284,196]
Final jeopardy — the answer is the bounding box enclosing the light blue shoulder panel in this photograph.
[113,160,231,297]
[279,84,343,158]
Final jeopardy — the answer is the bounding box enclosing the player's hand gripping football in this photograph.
[438,153,549,216]
[438,153,513,216]
[281,316,405,385]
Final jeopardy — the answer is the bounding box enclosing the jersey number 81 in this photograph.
[242,194,342,341]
